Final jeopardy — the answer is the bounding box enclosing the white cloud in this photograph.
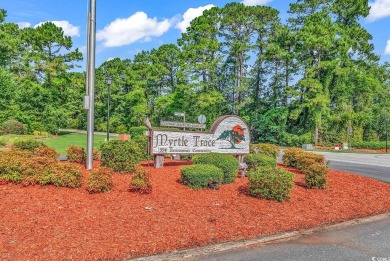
[175,4,215,33]
[17,22,31,28]
[384,40,390,54]
[34,20,80,37]
[96,12,171,47]
[242,0,272,6]
[367,0,390,22]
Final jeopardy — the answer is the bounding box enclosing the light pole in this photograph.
[386,118,389,154]
[106,76,112,141]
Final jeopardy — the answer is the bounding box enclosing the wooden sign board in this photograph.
[150,115,250,155]
[160,120,205,129]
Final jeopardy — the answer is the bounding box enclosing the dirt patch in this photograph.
[1,160,389,260]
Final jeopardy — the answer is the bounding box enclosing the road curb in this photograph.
[128,212,390,261]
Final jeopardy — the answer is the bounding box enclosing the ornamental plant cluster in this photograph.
[245,144,294,202]
[283,148,328,189]
[100,137,148,172]
[0,148,82,188]
[66,145,99,163]
[129,164,152,194]
[86,167,114,193]
[180,153,239,190]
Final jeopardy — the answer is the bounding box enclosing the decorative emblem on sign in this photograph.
[216,125,246,149]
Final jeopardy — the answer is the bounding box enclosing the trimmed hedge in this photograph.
[192,153,239,184]
[100,139,148,172]
[244,153,276,170]
[250,143,280,157]
[86,167,114,193]
[248,167,294,202]
[129,164,152,194]
[180,164,223,190]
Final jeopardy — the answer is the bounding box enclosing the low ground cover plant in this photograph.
[192,153,239,184]
[129,164,152,194]
[180,164,223,190]
[86,167,114,193]
[248,167,294,202]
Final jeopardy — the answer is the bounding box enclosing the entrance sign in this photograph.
[174,112,185,117]
[149,115,250,156]
[160,120,205,129]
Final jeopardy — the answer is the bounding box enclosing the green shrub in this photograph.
[282,148,304,167]
[244,153,276,169]
[116,124,128,134]
[349,141,386,150]
[32,130,41,136]
[86,167,114,193]
[13,139,46,151]
[1,119,25,135]
[129,126,148,138]
[66,145,86,163]
[0,152,24,183]
[51,163,83,188]
[192,153,239,184]
[100,139,147,172]
[93,148,100,160]
[129,164,152,194]
[248,167,295,202]
[0,138,6,147]
[250,143,280,157]
[20,157,55,186]
[302,163,328,189]
[180,164,223,190]
[296,152,325,171]
[33,146,60,160]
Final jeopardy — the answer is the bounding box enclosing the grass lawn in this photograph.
[42,132,116,155]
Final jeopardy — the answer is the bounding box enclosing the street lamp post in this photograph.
[106,76,112,141]
[386,118,389,154]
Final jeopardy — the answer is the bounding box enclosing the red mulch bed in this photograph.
[1,160,390,260]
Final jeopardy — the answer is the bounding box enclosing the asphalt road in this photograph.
[190,216,390,261]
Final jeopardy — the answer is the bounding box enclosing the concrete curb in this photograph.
[127,212,390,261]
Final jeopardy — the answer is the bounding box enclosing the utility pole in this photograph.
[86,0,96,170]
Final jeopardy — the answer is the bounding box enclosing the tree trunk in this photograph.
[314,126,319,146]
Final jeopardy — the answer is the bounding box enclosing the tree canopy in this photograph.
[0,1,389,146]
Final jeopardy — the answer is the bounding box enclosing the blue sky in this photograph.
[2,0,390,69]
